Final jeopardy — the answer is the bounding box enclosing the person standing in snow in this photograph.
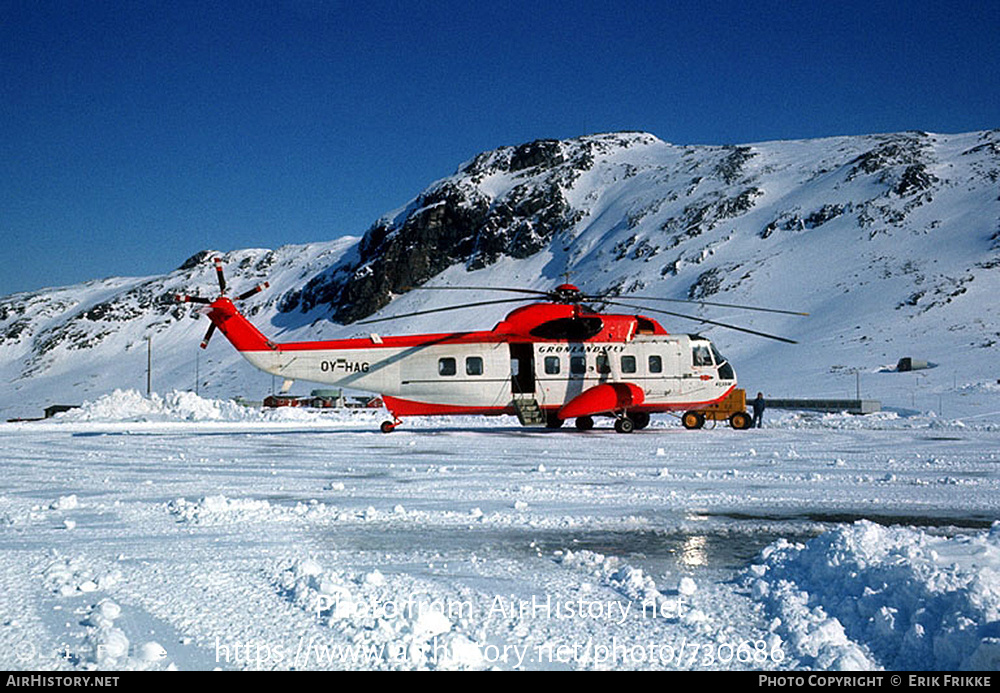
[752,392,766,428]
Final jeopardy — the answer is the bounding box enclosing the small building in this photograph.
[45,405,79,418]
[897,358,930,372]
[309,389,345,408]
[263,394,306,408]
[766,398,881,415]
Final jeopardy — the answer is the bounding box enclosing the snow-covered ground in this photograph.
[2,390,999,671]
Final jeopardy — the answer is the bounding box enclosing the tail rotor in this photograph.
[235,282,270,301]
[213,257,227,294]
[174,257,270,349]
[200,323,217,349]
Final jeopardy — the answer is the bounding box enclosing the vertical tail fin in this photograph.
[205,298,276,352]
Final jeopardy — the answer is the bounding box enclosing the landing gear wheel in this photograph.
[729,411,752,430]
[575,416,594,431]
[631,412,650,430]
[380,421,397,433]
[682,411,705,430]
[545,412,564,429]
[614,417,635,434]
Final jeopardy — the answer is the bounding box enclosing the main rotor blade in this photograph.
[175,294,212,304]
[199,323,216,350]
[356,297,534,325]
[213,257,227,294]
[588,294,809,317]
[604,300,798,344]
[411,286,553,297]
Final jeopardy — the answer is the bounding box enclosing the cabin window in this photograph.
[649,355,663,373]
[544,356,560,375]
[570,355,586,375]
[466,356,484,376]
[621,355,636,374]
[438,357,457,376]
[692,345,713,367]
[596,354,611,374]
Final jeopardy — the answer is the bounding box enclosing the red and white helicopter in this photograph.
[176,258,805,433]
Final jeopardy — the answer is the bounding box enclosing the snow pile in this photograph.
[50,494,80,511]
[50,388,385,424]
[84,600,130,668]
[168,495,275,524]
[56,389,259,422]
[275,558,485,670]
[764,410,996,432]
[43,555,122,598]
[745,521,1000,670]
[768,411,901,430]
[960,381,1000,394]
[557,550,707,628]
[81,599,171,670]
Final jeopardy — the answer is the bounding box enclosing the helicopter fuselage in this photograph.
[206,297,737,423]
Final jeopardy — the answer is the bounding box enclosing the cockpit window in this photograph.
[710,344,727,366]
[636,317,656,334]
[692,345,713,367]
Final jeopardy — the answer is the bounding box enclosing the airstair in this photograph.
[512,394,546,426]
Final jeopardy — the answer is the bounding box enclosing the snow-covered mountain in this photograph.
[2,129,998,419]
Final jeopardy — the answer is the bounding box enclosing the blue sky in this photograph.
[2,0,998,297]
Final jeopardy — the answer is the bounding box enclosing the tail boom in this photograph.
[206,298,276,352]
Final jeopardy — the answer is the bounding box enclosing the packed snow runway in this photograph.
[2,391,999,671]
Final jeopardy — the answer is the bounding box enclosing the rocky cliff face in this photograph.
[278,133,656,323]
[270,129,1000,332]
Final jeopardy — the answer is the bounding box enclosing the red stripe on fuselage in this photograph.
[382,396,512,417]
[381,384,736,419]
